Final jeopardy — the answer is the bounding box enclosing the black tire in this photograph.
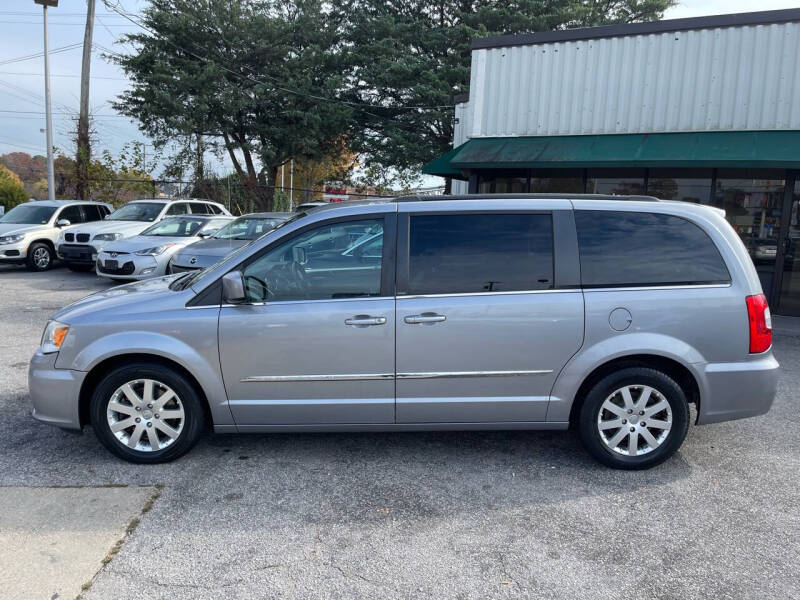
[67,263,95,272]
[577,367,689,470]
[26,242,53,271]
[90,362,205,464]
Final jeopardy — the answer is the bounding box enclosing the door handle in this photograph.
[404,313,446,324]
[344,315,387,327]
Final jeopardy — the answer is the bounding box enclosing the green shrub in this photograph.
[0,165,28,212]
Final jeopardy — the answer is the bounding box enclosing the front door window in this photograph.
[242,219,384,302]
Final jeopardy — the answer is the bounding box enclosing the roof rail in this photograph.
[392,193,660,202]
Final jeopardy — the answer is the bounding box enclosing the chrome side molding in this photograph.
[241,369,553,383]
[397,370,553,379]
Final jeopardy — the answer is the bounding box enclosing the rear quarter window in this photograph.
[575,210,731,287]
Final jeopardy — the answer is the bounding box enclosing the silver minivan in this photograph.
[28,195,779,469]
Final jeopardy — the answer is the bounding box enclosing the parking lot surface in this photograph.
[1,264,799,599]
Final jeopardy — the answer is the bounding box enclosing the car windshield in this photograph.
[108,202,166,222]
[171,213,305,291]
[0,204,57,224]
[141,217,208,237]
[213,217,286,241]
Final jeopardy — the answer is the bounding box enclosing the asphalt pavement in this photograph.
[1,264,798,599]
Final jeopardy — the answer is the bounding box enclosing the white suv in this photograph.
[56,198,230,271]
[0,200,111,271]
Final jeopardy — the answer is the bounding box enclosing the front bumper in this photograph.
[696,353,780,425]
[0,241,27,262]
[96,251,162,280]
[29,348,85,431]
[57,243,98,264]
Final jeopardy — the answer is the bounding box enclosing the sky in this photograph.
[0,0,798,182]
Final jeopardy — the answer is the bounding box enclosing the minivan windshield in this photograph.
[108,202,165,222]
[171,212,306,291]
[0,204,57,225]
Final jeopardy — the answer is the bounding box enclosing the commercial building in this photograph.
[424,9,800,315]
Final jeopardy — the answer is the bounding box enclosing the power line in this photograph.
[0,71,126,80]
[0,43,83,67]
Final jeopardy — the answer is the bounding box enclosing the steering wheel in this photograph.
[262,261,309,300]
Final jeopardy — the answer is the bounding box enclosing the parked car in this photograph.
[95,215,232,281]
[29,195,778,468]
[56,198,230,271]
[0,200,111,271]
[168,212,290,274]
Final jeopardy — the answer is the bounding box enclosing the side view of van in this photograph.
[28,195,778,469]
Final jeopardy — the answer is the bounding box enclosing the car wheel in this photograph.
[90,362,205,464]
[26,242,53,271]
[67,263,95,272]
[578,367,689,470]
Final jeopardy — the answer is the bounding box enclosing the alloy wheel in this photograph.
[33,247,50,269]
[106,378,185,452]
[596,385,673,456]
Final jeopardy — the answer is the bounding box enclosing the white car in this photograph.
[0,200,111,271]
[96,215,232,281]
[57,198,230,272]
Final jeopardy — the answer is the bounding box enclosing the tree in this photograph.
[0,165,28,211]
[338,0,675,189]
[110,0,352,211]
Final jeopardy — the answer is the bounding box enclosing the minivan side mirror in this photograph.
[222,271,247,304]
[56,219,71,228]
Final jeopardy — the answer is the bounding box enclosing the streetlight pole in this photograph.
[35,0,58,202]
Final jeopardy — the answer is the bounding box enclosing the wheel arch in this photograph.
[78,353,213,429]
[567,354,701,427]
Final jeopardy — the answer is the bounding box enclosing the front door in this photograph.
[776,175,800,316]
[219,214,396,426]
[395,208,584,423]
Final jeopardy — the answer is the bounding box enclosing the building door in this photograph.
[774,172,800,316]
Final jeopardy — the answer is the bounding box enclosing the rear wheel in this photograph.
[90,362,205,463]
[26,242,53,271]
[578,367,689,470]
[67,263,95,272]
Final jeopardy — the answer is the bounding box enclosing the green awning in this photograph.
[422,130,800,175]
[421,143,469,178]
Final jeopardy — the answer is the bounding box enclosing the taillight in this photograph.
[746,294,772,353]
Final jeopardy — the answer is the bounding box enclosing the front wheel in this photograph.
[90,362,205,463]
[578,367,689,470]
[26,242,53,271]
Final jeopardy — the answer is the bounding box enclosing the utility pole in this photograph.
[76,0,95,200]
[289,159,294,210]
[35,0,58,202]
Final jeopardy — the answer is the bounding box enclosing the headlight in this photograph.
[0,233,25,245]
[93,233,123,242]
[41,320,70,354]
[135,243,176,256]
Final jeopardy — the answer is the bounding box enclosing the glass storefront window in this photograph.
[529,169,584,193]
[586,169,645,195]
[715,169,785,301]
[778,178,800,315]
[647,169,712,203]
[477,174,527,193]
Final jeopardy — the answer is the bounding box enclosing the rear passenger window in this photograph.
[82,204,103,221]
[408,213,554,294]
[189,202,210,214]
[575,210,731,287]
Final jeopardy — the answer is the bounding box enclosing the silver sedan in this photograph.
[96,215,232,281]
